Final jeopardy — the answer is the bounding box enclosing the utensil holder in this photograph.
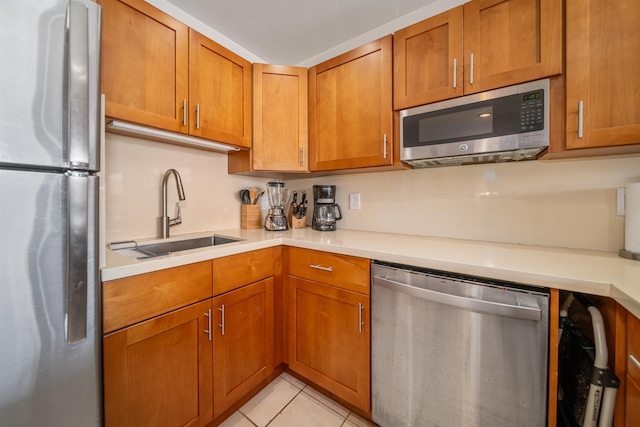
[241,204,261,229]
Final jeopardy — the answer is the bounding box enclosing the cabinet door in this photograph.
[288,276,371,412]
[393,6,464,110]
[462,0,562,94]
[189,30,252,148]
[100,0,189,132]
[565,0,640,150]
[213,278,275,418]
[626,375,640,427]
[309,36,393,171]
[253,64,309,171]
[103,299,213,427]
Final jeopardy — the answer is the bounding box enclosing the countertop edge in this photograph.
[101,228,640,318]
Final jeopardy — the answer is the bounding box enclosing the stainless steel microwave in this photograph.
[400,79,549,167]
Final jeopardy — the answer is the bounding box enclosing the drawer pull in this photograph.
[204,309,212,342]
[630,354,640,370]
[218,305,225,336]
[310,264,333,272]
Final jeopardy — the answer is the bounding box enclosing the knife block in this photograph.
[241,204,261,229]
[288,204,307,228]
[290,215,307,229]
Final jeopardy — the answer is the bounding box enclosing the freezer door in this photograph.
[0,0,101,172]
[0,169,101,426]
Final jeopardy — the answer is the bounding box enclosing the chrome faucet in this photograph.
[159,169,186,238]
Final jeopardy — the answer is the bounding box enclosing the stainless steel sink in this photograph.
[109,235,244,259]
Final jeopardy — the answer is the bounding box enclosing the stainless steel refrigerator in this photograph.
[0,0,102,425]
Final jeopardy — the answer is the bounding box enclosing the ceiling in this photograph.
[164,0,445,65]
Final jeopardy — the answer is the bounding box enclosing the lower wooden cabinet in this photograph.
[213,278,275,418]
[287,276,371,412]
[103,299,214,427]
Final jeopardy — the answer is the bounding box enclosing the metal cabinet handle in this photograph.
[300,147,304,166]
[204,308,212,341]
[469,53,474,85]
[383,134,388,159]
[218,305,225,336]
[578,101,584,138]
[358,303,365,333]
[196,104,201,129]
[182,99,187,126]
[452,58,457,89]
[310,264,333,272]
[630,354,640,370]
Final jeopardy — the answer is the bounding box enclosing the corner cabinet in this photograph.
[286,247,371,413]
[394,0,562,109]
[229,64,309,173]
[102,262,214,427]
[309,36,394,171]
[100,0,189,132]
[563,0,640,152]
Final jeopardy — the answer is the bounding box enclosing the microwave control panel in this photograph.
[519,90,544,133]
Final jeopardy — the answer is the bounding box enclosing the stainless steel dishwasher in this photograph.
[371,262,549,427]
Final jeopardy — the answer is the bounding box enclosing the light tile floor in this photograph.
[218,372,377,427]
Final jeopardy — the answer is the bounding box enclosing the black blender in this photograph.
[312,185,342,231]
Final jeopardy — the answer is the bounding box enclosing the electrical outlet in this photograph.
[349,193,361,210]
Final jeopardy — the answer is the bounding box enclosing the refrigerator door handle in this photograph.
[66,0,101,170]
[66,172,93,343]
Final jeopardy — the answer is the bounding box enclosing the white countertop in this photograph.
[102,227,640,318]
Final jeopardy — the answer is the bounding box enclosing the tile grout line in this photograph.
[263,386,305,427]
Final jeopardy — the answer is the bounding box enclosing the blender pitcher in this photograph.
[264,181,290,231]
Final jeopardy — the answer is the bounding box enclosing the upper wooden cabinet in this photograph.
[229,64,309,173]
[100,0,189,132]
[100,0,251,149]
[563,0,640,151]
[394,0,562,109]
[189,30,252,148]
[394,7,463,110]
[309,36,394,171]
[463,0,562,94]
[253,64,308,171]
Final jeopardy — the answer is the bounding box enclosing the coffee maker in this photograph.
[265,180,290,231]
[312,185,342,231]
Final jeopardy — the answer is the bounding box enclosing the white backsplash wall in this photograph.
[106,133,640,252]
[105,134,266,243]
[288,156,640,252]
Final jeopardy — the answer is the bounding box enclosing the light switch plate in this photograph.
[349,193,361,210]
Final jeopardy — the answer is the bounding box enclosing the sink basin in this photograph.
[109,235,244,259]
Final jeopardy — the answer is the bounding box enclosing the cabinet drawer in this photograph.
[103,261,212,333]
[287,247,370,294]
[627,312,640,383]
[213,247,274,295]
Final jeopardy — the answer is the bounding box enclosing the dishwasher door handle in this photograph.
[372,275,541,321]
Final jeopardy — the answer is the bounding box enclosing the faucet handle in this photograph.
[169,201,183,226]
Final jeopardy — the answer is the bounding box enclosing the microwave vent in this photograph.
[405,147,546,168]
